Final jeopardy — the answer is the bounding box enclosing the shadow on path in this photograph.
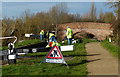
[62,59,101,67]
[63,53,100,57]
[87,59,101,63]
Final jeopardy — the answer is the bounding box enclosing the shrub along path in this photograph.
[86,42,118,75]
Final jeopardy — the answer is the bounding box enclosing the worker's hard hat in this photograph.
[52,31,55,32]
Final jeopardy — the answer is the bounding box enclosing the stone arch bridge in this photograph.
[58,22,113,40]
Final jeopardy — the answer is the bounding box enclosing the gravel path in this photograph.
[86,42,118,75]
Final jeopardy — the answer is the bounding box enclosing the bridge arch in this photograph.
[58,22,113,41]
[73,31,96,39]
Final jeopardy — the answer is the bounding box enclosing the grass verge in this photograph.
[0,39,41,51]
[101,41,120,58]
[83,39,97,44]
[2,43,87,75]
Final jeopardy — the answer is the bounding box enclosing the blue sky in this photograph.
[2,0,111,2]
[2,2,114,18]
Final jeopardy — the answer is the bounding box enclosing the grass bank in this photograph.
[2,43,87,75]
[83,39,97,44]
[0,39,41,51]
[101,41,120,58]
[2,38,97,75]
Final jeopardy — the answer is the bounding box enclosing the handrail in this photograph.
[0,36,17,44]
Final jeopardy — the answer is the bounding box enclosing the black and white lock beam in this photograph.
[0,36,17,64]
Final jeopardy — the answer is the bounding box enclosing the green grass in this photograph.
[83,39,97,44]
[2,43,87,75]
[15,39,41,47]
[2,38,94,75]
[101,41,120,58]
[0,39,41,51]
[63,38,97,45]
[0,46,8,51]
[0,38,96,51]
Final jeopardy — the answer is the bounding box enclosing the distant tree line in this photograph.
[1,3,116,46]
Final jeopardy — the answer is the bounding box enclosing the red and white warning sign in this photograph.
[44,46,66,63]
[46,46,62,59]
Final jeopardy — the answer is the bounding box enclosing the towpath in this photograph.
[86,42,118,75]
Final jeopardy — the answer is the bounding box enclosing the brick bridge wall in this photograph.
[58,22,113,40]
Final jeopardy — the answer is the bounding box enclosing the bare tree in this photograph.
[104,12,116,23]
[107,0,120,44]
[49,3,68,34]
[90,2,97,22]
[98,9,104,22]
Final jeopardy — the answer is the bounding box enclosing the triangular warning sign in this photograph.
[40,46,69,68]
[46,46,62,59]
[41,46,66,64]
